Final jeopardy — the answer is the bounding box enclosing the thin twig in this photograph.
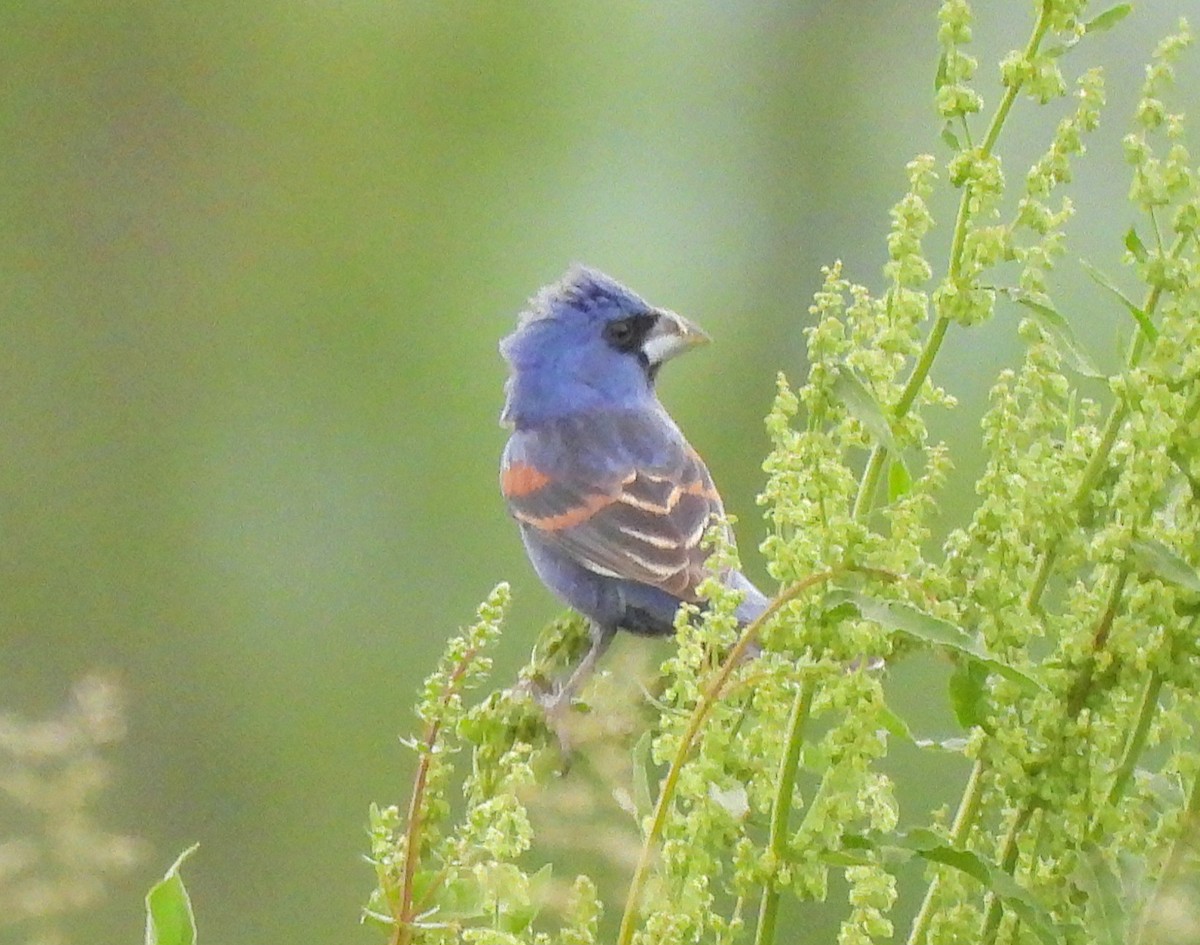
[754,680,816,945]
[392,645,484,945]
[616,569,843,945]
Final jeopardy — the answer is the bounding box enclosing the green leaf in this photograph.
[1012,293,1105,379]
[940,122,961,150]
[430,875,487,921]
[1081,260,1158,342]
[948,659,991,730]
[850,593,1042,695]
[894,829,988,880]
[499,863,552,933]
[840,832,876,851]
[852,831,1067,944]
[852,594,972,649]
[973,656,1041,695]
[1085,4,1133,34]
[832,367,900,454]
[822,847,874,867]
[1131,540,1200,594]
[888,458,913,501]
[144,845,199,945]
[887,833,1063,945]
[934,51,949,90]
[1124,226,1148,263]
[878,703,916,743]
[630,730,655,828]
[1075,843,1126,945]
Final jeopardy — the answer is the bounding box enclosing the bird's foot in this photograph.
[515,628,615,766]
[513,675,579,761]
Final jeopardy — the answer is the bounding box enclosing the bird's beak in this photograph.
[642,309,712,365]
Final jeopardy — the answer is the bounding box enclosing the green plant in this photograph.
[367,4,1200,943]
[0,675,143,945]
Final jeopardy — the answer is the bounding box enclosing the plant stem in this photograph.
[392,646,483,945]
[853,5,1052,522]
[1025,233,1184,611]
[899,8,1059,938]
[980,803,1038,944]
[895,312,953,422]
[1066,564,1132,716]
[1105,670,1164,810]
[616,569,844,945]
[977,563,1131,940]
[941,229,1186,943]
[1104,615,1200,832]
[394,728,439,945]
[852,448,887,521]
[909,1,1049,399]
[754,680,816,945]
[1024,401,1127,608]
[905,757,988,945]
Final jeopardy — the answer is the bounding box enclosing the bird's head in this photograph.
[500,265,709,427]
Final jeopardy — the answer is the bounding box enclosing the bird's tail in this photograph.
[728,570,770,626]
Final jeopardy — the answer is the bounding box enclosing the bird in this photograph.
[499,265,768,709]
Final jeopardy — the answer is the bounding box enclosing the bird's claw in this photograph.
[514,675,579,761]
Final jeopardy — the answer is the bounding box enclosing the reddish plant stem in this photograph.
[392,647,482,945]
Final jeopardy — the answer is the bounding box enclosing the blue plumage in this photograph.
[500,266,767,697]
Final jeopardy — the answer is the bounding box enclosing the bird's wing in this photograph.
[501,410,726,601]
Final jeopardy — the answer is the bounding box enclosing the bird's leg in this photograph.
[541,625,613,716]
[534,626,615,759]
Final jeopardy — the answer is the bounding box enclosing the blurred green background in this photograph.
[2,1,1194,942]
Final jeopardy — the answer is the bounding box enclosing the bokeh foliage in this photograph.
[2,1,1198,943]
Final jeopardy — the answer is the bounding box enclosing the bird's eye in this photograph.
[606,320,634,343]
[603,315,649,352]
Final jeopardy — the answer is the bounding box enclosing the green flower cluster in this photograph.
[365,585,604,945]
[369,4,1200,944]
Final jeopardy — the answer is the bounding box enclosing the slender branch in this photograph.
[1024,402,1127,609]
[1065,565,1132,717]
[979,564,1132,940]
[980,803,1039,944]
[852,448,888,521]
[394,732,439,945]
[1101,615,1200,835]
[754,680,816,945]
[1105,670,1164,811]
[852,5,1053,521]
[617,568,854,945]
[392,646,484,945]
[901,3,1050,410]
[897,8,1059,938]
[1025,233,1185,612]
[905,758,988,945]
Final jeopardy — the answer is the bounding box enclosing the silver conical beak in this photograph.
[642,309,711,366]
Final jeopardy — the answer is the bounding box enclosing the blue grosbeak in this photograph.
[500,266,767,703]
